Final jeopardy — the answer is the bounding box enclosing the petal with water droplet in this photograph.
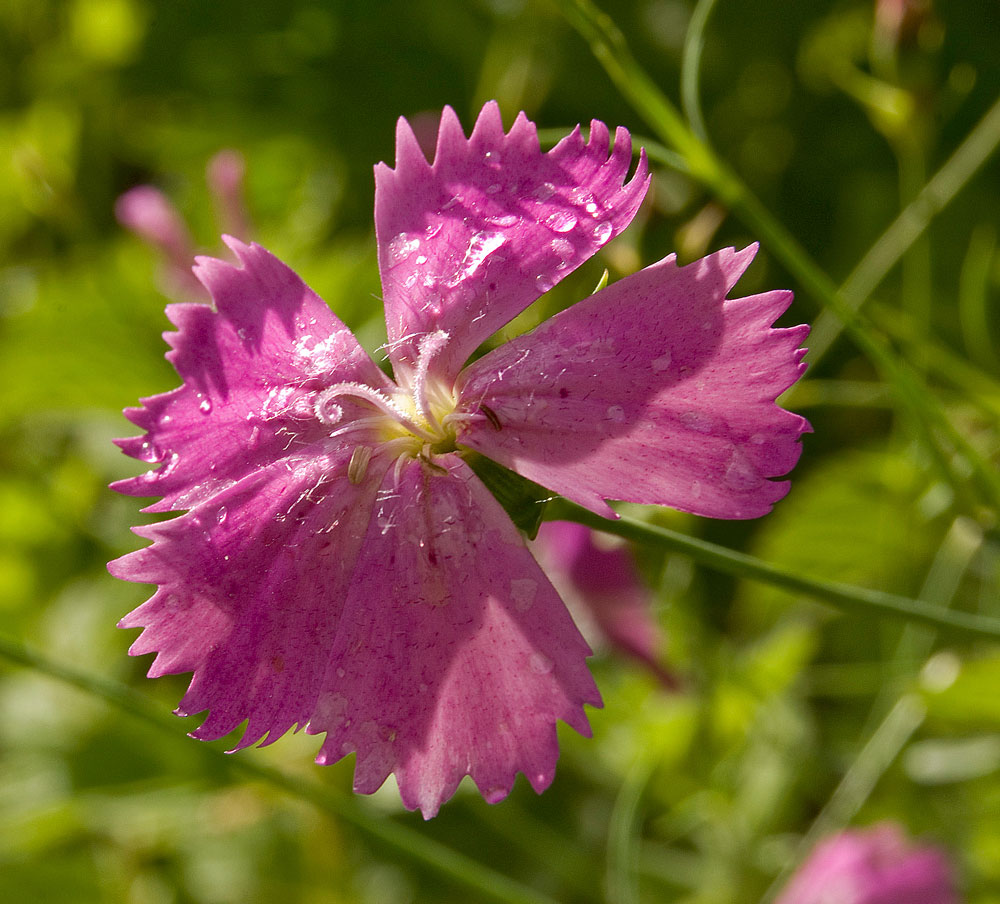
[311,455,599,818]
[458,245,810,519]
[375,102,649,382]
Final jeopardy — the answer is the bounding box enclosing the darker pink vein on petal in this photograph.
[113,238,389,514]
[309,455,600,818]
[375,101,650,383]
[457,245,810,519]
[110,448,388,750]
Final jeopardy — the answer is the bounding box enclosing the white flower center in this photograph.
[312,330,463,470]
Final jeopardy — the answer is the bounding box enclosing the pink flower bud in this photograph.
[776,824,959,904]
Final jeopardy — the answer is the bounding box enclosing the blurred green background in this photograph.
[2,0,999,901]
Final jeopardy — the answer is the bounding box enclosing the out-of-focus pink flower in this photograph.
[533,521,678,688]
[110,102,808,817]
[115,185,201,297]
[116,150,251,299]
[206,150,252,240]
[776,823,959,904]
[874,0,931,49]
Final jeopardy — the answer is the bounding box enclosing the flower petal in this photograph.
[375,101,649,383]
[113,238,389,513]
[110,447,390,750]
[309,455,600,818]
[457,245,809,519]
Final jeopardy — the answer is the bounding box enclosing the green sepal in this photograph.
[462,451,551,539]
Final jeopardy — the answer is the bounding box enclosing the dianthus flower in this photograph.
[775,824,959,904]
[110,102,809,817]
[533,520,679,688]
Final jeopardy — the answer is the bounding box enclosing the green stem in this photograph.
[810,93,1000,364]
[605,756,655,904]
[758,695,926,904]
[870,299,1000,422]
[554,0,1000,514]
[680,0,721,143]
[548,499,1000,641]
[0,635,560,904]
[958,223,999,372]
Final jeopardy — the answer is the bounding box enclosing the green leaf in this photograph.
[462,451,550,539]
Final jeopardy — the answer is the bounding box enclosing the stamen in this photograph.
[412,330,450,432]
[347,445,373,484]
[327,415,388,441]
[314,381,438,443]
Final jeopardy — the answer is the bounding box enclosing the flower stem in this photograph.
[0,634,560,904]
[548,499,1000,641]
[810,93,1000,364]
[680,0,721,144]
[554,0,1000,516]
[757,694,927,903]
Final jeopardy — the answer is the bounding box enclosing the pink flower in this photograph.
[115,150,251,299]
[776,824,959,904]
[110,102,808,817]
[533,520,679,688]
[115,185,202,298]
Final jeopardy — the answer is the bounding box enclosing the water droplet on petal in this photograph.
[546,211,577,233]
[485,213,518,228]
[138,441,164,463]
[593,221,613,245]
[551,237,573,256]
[534,182,556,201]
[386,232,420,266]
[215,506,227,524]
[336,667,346,678]
[160,452,180,477]
[606,404,625,423]
[651,352,672,372]
[198,397,213,414]
[680,411,716,434]
[550,237,574,270]
[535,274,554,293]
[485,786,508,804]
[486,183,501,194]
[724,447,760,491]
[585,201,599,215]
[446,231,506,287]
[529,652,554,674]
[274,512,287,523]
[510,578,537,612]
